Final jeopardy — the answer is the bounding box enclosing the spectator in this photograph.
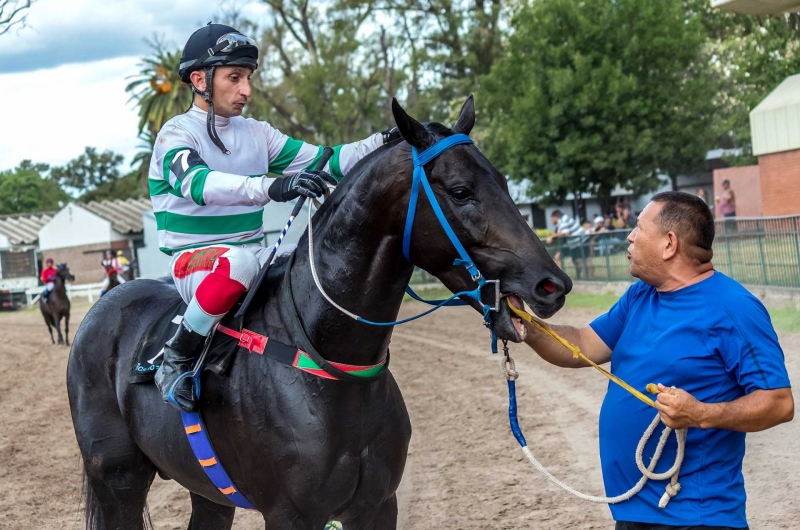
[716,179,737,234]
[546,210,586,278]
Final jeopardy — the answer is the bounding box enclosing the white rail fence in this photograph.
[26,282,105,305]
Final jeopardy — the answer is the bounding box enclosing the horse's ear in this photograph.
[452,94,475,136]
[392,98,432,150]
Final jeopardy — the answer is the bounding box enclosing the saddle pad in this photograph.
[130,298,240,384]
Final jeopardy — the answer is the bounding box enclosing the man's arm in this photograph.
[523,319,612,368]
[654,385,794,431]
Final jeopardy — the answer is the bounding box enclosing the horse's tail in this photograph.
[80,468,153,530]
[81,469,104,530]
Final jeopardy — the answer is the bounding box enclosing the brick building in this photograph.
[38,199,151,285]
[713,74,800,218]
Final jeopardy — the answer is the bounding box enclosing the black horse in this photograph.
[40,263,74,345]
[68,97,572,529]
[102,263,121,293]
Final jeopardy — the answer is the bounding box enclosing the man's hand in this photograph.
[653,384,708,429]
[268,169,337,202]
[546,235,554,244]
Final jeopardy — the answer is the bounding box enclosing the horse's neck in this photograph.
[279,154,414,366]
[54,275,66,293]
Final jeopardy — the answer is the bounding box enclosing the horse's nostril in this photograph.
[541,279,556,294]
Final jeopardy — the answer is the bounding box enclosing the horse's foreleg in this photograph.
[64,313,70,346]
[43,314,55,344]
[187,492,235,530]
[338,494,398,530]
[54,316,64,345]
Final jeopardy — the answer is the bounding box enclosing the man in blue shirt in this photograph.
[522,191,793,529]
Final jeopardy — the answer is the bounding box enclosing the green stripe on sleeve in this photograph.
[189,168,211,206]
[330,145,344,182]
[154,209,264,235]
[303,145,324,171]
[269,138,304,175]
[149,178,183,198]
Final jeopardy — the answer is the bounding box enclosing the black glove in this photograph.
[382,126,402,145]
[268,169,337,202]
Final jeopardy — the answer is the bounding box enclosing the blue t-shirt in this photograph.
[590,272,790,527]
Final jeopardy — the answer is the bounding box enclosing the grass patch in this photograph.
[563,292,619,311]
[768,307,800,334]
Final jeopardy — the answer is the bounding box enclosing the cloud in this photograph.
[0,57,142,171]
[0,0,224,74]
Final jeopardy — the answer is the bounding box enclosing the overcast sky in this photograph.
[0,0,269,171]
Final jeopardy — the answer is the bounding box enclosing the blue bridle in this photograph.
[400,133,500,353]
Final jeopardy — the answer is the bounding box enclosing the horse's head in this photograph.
[57,263,75,282]
[390,96,572,342]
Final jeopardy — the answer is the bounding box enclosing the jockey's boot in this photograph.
[154,321,207,412]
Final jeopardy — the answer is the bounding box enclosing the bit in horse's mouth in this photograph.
[502,293,527,340]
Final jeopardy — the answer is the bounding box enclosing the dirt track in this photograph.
[1,300,798,529]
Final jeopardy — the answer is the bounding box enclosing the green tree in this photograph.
[126,39,192,183]
[687,2,800,164]
[480,0,717,205]
[0,160,69,215]
[49,147,142,202]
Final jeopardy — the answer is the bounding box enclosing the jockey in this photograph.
[152,23,400,412]
[115,250,131,280]
[41,258,57,300]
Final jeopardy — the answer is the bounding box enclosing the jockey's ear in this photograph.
[452,94,475,136]
[391,98,433,151]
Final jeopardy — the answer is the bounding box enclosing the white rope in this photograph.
[520,412,686,507]
[307,201,360,321]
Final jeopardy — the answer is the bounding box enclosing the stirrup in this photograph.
[166,371,201,412]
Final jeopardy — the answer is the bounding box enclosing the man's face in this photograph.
[722,181,730,190]
[626,201,666,282]
[551,215,559,227]
[211,66,253,117]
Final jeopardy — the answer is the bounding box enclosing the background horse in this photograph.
[68,97,572,530]
[102,263,121,293]
[40,263,74,345]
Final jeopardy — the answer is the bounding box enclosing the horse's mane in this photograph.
[305,122,455,234]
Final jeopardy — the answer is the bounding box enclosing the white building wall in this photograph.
[0,233,9,248]
[136,212,172,279]
[39,203,124,251]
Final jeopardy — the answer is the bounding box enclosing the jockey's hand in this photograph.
[382,126,402,145]
[268,169,337,202]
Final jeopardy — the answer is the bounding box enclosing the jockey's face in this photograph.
[190,66,253,118]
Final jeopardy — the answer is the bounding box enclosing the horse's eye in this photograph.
[451,187,472,201]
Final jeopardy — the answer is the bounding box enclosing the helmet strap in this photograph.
[196,66,230,155]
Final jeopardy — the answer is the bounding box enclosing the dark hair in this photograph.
[722,179,730,185]
[551,210,563,217]
[650,191,714,263]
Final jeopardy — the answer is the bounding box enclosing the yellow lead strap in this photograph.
[506,299,657,408]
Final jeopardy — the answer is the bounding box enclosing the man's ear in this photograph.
[189,70,206,92]
[391,98,433,151]
[662,231,679,261]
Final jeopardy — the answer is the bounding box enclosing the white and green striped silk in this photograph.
[148,105,383,255]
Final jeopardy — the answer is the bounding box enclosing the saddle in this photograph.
[130,298,240,384]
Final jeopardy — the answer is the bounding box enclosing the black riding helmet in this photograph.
[179,23,259,154]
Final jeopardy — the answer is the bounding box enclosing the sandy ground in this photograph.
[1,299,798,529]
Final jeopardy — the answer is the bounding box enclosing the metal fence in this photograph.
[407,215,800,289]
[541,215,800,288]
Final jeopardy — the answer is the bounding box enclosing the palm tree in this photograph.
[126,39,193,188]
